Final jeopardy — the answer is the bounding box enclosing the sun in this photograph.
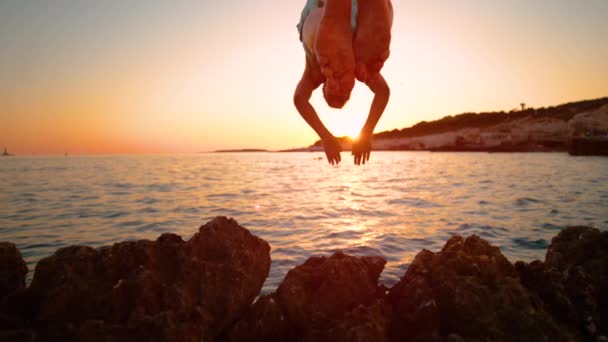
[322,107,366,140]
[311,83,374,139]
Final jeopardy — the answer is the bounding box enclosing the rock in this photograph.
[227,294,294,342]
[388,235,573,341]
[21,216,270,341]
[517,226,608,339]
[277,251,385,330]
[568,104,608,136]
[0,242,32,337]
[319,300,389,342]
[229,251,387,341]
[3,220,608,342]
[0,242,27,302]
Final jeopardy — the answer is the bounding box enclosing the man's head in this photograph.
[322,72,355,109]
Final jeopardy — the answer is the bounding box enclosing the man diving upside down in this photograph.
[294,0,393,165]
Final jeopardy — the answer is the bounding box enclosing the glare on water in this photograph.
[1,152,606,292]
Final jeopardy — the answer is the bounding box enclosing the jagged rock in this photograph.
[229,251,386,341]
[517,226,608,340]
[2,220,607,342]
[20,216,270,341]
[388,235,573,341]
[0,242,27,302]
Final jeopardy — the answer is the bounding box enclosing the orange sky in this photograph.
[1,0,607,154]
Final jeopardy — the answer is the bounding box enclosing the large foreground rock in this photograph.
[0,242,27,302]
[2,218,607,342]
[2,217,270,341]
[516,226,608,340]
[228,251,387,341]
[387,234,573,341]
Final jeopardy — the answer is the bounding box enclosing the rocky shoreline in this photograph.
[1,217,607,341]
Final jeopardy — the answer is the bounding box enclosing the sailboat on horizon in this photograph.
[2,147,14,157]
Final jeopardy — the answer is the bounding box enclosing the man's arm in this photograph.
[352,73,390,165]
[294,64,342,165]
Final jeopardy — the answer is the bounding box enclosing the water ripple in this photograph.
[0,152,606,293]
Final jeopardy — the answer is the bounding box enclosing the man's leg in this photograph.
[353,0,393,84]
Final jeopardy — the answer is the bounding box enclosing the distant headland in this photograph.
[283,97,608,155]
[213,149,269,153]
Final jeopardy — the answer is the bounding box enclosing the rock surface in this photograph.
[387,234,572,341]
[0,242,27,302]
[516,226,608,340]
[228,251,387,341]
[1,219,607,342]
[1,217,270,341]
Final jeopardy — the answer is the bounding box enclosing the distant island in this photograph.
[213,149,269,153]
[283,97,608,155]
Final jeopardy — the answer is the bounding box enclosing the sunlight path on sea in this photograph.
[1,152,607,292]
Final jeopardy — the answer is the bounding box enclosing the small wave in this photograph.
[515,197,542,206]
[454,224,510,240]
[114,220,145,228]
[147,184,173,193]
[104,211,129,218]
[512,237,549,250]
[206,193,238,200]
[293,214,330,221]
[324,230,362,240]
[541,223,561,230]
[341,245,385,257]
[272,246,311,258]
[136,223,168,233]
[109,191,130,196]
[137,197,160,204]
[387,197,440,208]
[105,182,134,189]
[462,210,489,216]
[173,206,200,214]
[137,207,159,214]
[22,241,64,250]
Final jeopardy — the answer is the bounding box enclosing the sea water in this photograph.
[1,152,606,293]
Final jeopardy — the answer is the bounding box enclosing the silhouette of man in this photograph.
[294,0,393,165]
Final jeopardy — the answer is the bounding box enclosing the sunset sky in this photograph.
[1,0,607,154]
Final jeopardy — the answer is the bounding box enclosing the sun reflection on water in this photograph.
[1,152,606,292]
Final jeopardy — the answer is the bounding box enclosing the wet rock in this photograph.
[388,235,573,341]
[0,242,27,302]
[517,226,608,339]
[21,216,270,341]
[229,251,387,341]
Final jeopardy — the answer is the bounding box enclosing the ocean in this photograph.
[1,152,606,293]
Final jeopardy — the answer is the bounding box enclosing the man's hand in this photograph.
[322,136,342,165]
[352,137,371,165]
